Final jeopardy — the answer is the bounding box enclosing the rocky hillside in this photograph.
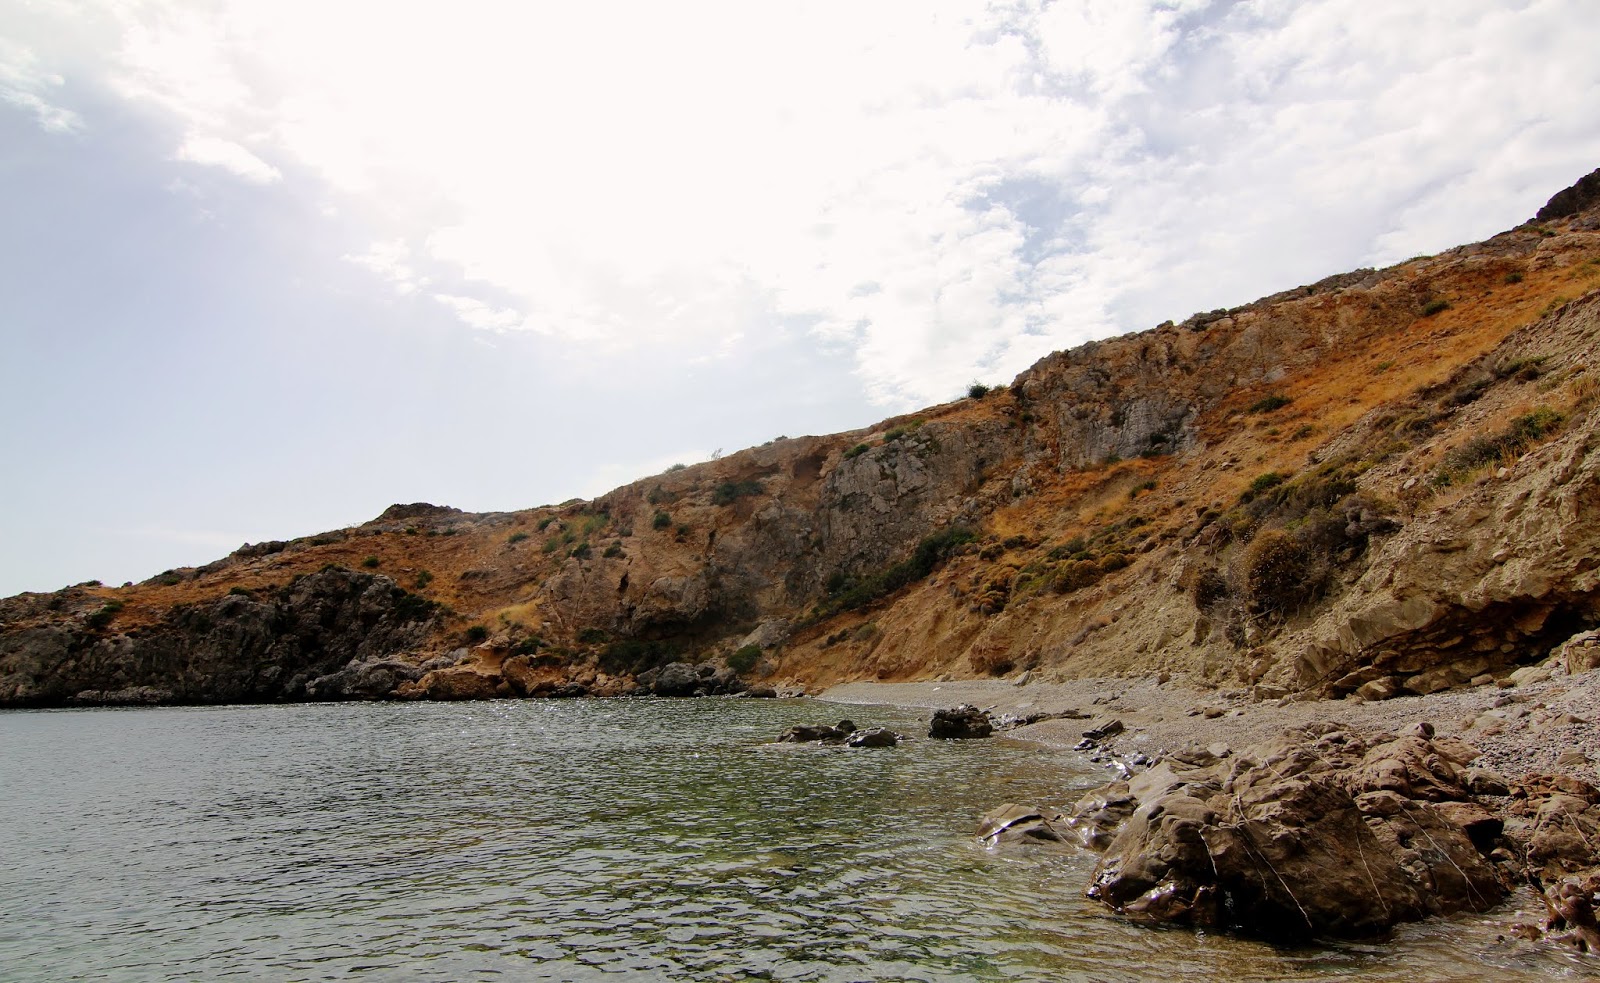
[4,168,1600,708]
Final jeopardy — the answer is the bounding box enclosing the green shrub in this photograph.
[537,516,556,531]
[86,600,124,630]
[665,463,687,473]
[570,542,592,560]
[414,570,433,589]
[508,531,530,544]
[813,526,976,618]
[1240,471,1286,502]
[653,511,672,530]
[227,586,252,597]
[711,480,763,506]
[967,382,991,399]
[603,542,624,558]
[1247,394,1292,414]
[465,624,489,644]
[843,443,870,460]
[361,555,381,569]
[1504,271,1524,284]
[1422,299,1450,316]
[577,627,609,644]
[728,644,762,674]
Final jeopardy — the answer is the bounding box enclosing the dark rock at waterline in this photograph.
[778,720,857,743]
[775,720,903,747]
[844,727,901,748]
[929,704,992,739]
[1074,718,1125,749]
[0,569,439,708]
[69,685,172,706]
[639,661,746,697]
[305,658,425,700]
[1074,722,1507,941]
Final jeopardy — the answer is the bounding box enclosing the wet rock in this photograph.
[1074,718,1125,750]
[976,804,1066,847]
[650,662,703,697]
[1060,783,1137,850]
[778,720,858,744]
[843,727,902,748]
[1082,723,1507,941]
[929,705,993,739]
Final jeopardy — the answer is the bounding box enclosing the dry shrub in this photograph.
[1238,529,1317,616]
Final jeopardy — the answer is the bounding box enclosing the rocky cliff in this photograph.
[4,167,1600,707]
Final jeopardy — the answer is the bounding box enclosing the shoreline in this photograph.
[816,669,1600,777]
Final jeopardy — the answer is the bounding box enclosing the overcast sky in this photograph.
[3,0,1598,596]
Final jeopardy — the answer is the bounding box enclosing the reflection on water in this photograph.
[0,700,1587,981]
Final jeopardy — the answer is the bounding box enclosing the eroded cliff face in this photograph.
[4,168,1600,706]
[0,569,439,706]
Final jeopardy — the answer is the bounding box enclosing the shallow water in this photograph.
[0,699,1589,981]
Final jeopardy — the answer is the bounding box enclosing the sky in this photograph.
[2,0,1598,597]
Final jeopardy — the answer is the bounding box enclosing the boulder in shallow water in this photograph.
[976,804,1067,847]
[929,705,993,739]
[778,720,857,744]
[1082,722,1508,941]
[844,727,902,748]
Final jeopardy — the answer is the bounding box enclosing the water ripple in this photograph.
[0,700,1589,981]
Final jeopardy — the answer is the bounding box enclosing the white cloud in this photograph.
[13,0,1600,407]
[175,133,279,183]
[0,38,83,133]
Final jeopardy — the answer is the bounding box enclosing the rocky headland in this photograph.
[6,167,1600,951]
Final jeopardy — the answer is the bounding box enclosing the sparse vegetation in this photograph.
[1504,271,1524,284]
[728,644,762,674]
[1422,299,1450,317]
[1433,407,1565,485]
[414,570,433,589]
[711,480,763,506]
[812,526,976,619]
[603,542,624,558]
[361,555,381,568]
[1247,394,1293,414]
[843,443,870,460]
[508,531,530,544]
[1240,471,1286,503]
[665,463,687,473]
[653,511,672,530]
[967,381,991,399]
[464,624,489,644]
[570,542,592,560]
[86,600,124,630]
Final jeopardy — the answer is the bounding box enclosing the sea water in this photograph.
[0,699,1586,981]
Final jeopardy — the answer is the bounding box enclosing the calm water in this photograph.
[0,699,1589,981]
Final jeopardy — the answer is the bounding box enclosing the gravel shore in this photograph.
[817,665,1600,780]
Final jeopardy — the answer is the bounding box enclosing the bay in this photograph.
[0,699,1584,981]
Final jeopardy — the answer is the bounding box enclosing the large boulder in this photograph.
[929,704,993,739]
[1079,723,1508,941]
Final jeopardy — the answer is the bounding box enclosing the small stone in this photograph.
[1410,722,1436,739]
[1556,750,1590,769]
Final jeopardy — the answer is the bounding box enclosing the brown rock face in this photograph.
[1080,724,1507,940]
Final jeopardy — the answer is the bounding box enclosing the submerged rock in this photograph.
[976,804,1067,847]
